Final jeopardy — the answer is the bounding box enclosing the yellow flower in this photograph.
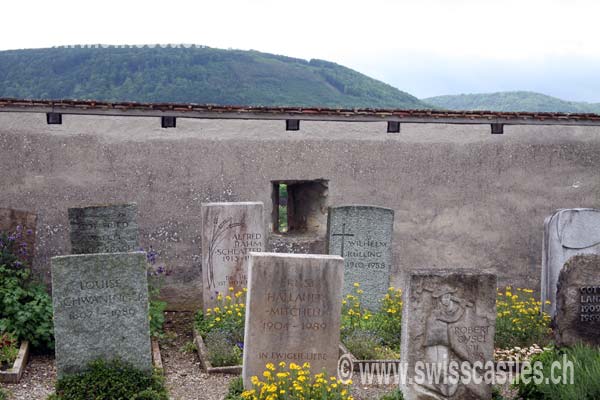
[353,283,360,288]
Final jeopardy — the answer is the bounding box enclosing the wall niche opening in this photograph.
[272,179,328,236]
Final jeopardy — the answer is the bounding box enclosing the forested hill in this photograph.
[424,91,600,114]
[0,46,429,109]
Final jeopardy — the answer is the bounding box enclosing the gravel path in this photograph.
[3,312,513,400]
[1,354,56,400]
[161,311,235,400]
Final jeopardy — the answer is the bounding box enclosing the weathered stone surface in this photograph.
[242,252,344,389]
[327,205,394,310]
[51,252,152,377]
[555,254,600,347]
[68,203,139,255]
[201,202,264,310]
[542,208,600,316]
[0,208,37,265]
[401,270,496,400]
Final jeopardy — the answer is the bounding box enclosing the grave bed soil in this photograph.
[339,343,402,373]
[0,341,30,384]
[194,327,354,376]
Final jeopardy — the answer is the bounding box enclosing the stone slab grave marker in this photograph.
[0,208,37,265]
[242,252,343,389]
[68,203,139,255]
[542,208,600,316]
[401,270,496,400]
[51,252,152,377]
[201,202,264,310]
[327,205,394,310]
[555,254,600,347]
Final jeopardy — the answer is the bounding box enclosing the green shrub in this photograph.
[514,344,600,400]
[204,329,242,367]
[341,284,402,359]
[495,287,552,349]
[0,230,54,350]
[51,359,168,400]
[379,390,404,400]
[0,331,19,369]
[0,387,8,400]
[224,377,244,400]
[148,299,167,339]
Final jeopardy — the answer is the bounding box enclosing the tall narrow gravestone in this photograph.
[0,208,37,265]
[68,203,139,255]
[327,205,394,310]
[401,270,496,400]
[242,253,344,389]
[555,254,600,347]
[51,252,152,377]
[542,208,600,316]
[201,202,264,310]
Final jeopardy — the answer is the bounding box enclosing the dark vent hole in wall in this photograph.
[271,179,328,235]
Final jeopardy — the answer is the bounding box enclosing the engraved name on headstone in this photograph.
[242,253,344,389]
[68,203,139,255]
[327,205,394,310]
[401,270,496,400]
[555,254,600,347]
[51,252,152,377]
[201,202,264,310]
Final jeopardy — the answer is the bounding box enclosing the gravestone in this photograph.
[0,208,37,265]
[68,203,139,254]
[541,208,600,316]
[51,252,152,377]
[201,202,264,310]
[401,270,496,400]
[242,252,343,389]
[327,205,394,310]
[555,254,600,347]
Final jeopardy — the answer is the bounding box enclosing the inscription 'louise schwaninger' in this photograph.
[58,279,145,320]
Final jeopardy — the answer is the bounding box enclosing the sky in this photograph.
[1,0,599,102]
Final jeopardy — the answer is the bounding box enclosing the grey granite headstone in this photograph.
[68,203,139,255]
[541,208,600,316]
[327,205,394,310]
[401,270,496,400]
[0,208,37,265]
[51,252,152,377]
[201,202,264,310]
[242,252,344,389]
[555,254,600,347]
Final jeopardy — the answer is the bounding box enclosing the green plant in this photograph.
[195,287,246,366]
[495,287,552,349]
[148,299,167,339]
[179,340,197,354]
[225,376,244,400]
[0,387,8,400]
[0,230,54,350]
[241,362,353,399]
[0,331,19,369]
[379,389,404,400]
[205,329,243,367]
[341,284,402,359]
[514,344,600,400]
[50,359,168,400]
[145,247,168,339]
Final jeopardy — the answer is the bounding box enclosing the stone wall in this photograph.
[1,111,599,309]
